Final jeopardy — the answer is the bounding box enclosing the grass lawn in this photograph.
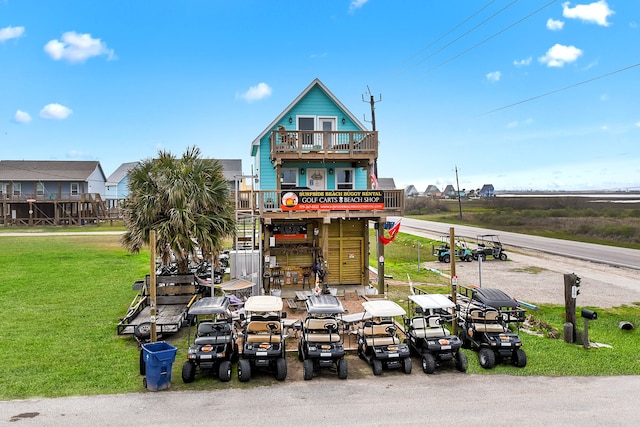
[1,232,639,400]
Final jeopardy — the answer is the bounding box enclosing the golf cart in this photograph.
[456,286,527,369]
[472,234,508,261]
[181,296,238,383]
[432,235,473,263]
[297,294,347,380]
[237,295,287,382]
[356,300,412,376]
[404,292,468,374]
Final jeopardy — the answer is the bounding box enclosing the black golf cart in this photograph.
[356,300,412,376]
[472,234,508,261]
[297,294,347,380]
[237,295,287,382]
[181,296,238,383]
[404,292,468,374]
[456,286,527,369]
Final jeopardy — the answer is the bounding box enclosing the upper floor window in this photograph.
[13,183,21,196]
[37,182,45,195]
[280,169,298,190]
[336,169,354,190]
[70,182,80,196]
[0,182,7,195]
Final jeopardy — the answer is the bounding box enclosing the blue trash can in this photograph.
[142,341,177,391]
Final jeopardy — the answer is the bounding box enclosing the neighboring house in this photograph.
[424,184,441,198]
[405,185,420,197]
[105,161,138,210]
[246,78,404,290]
[442,185,457,199]
[376,177,396,190]
[479,184,495,198]
[0,160,107,226]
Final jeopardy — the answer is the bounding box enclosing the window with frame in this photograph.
[280,169,298,190]
[13,183,21,196]
[37,182,45,196]
[336,169,354,190]
[70,182,80,195]
[0,182,7,195]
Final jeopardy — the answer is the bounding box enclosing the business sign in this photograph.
[281,190,384,211]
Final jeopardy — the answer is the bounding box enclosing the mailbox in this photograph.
[581,309,597,320]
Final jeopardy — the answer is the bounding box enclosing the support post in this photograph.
[450,227,458,335]
[563,273,577,343]
[377,220,385,295]
[150,230,157,343]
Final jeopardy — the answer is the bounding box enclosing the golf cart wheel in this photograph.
[499,252,508,261]
[230,342,239,363]
[443,254,451,263]
[303,358,314,381]
[238,359,251,382]
[219,360,232,382]
[459,332,471,349]
[337,358,348,379]
[478,348,496,369]
[134,322,151,340]
[182,361,196,383]
[372,359,383,376]
[403,357,412,374]
[139,349,146,375]
[512,349,527,368]
[465,255,473,262]
[275,357,287,381]
[455,351,469,372]
[422,354,436,374]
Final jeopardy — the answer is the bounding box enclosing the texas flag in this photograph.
[379,220,401,245]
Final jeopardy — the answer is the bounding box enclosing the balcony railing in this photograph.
[270,130,378,161]
[234,189,404,217]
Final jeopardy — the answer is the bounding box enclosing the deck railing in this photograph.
[270,130,378,159]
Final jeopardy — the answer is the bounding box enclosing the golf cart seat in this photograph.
[304,318,341,343]
[467,308,508,333]
[411,316,450,339]
[194,322,233,345]
[358,322,400,346]
[246,320,282,343]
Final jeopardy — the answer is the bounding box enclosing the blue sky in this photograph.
[1,0,638,192]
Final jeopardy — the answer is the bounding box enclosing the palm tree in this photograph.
[121,146,235,274]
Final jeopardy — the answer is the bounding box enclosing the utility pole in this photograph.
[455,165,462,220]
[363,86,386,296]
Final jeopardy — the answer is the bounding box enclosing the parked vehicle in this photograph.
[356,300,412,376]
[181,296,238,383]
[404,292,467,374]
[237,295,288,382]
[297,294,347,380]
[456,286,527,369]
[432,235,473,263]
[472,234,508,261]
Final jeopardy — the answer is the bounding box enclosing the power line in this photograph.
[472,63,640,118]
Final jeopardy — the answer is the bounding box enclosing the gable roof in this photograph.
[0,160,105,182]
[216,159,243,182]
[106,162,138,185]
[376,178,396,190]
[250,78,369,153]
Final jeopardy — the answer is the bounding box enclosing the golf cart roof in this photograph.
[244,295,283,313]
[408,294,455,310]
[362,300,406,317]
[305,294,345,314]
[472,288,518,309]
[188,296,230,315]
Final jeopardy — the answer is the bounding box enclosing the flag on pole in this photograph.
[379,220,401,245]
[370,165,379,189]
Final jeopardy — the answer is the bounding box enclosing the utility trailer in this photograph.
[117,274,200,341]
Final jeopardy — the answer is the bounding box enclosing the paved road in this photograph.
[395,217,640,270]
[2,373,639,426]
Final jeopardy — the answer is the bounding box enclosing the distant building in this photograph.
[376,177,396,190]
[405,185,420,197]
[424,185,440,198]
[442,184,457,199]
[479,184,495,198]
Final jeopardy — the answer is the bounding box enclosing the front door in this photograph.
[307,169,326,191]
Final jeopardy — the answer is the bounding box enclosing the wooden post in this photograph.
[563,273,576,343]
[377,220,385,295]
[450,227,458,335]
[150,230,157,342]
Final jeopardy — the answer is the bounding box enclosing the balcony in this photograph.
[270,130,378,167]
[234,189,404,220]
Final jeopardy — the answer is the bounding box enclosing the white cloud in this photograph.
[348,0,368,14]
[539,44,583,67]
[237,82,272,102]
[562,1,614,27]
[513,57,532,67]
[44,31,115,63]
[546,18,565,30]
[0,25,25,42]
[40,103,73,120]
[486,71,501,82]
[13,110,32,123]
[635,122,640,128]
